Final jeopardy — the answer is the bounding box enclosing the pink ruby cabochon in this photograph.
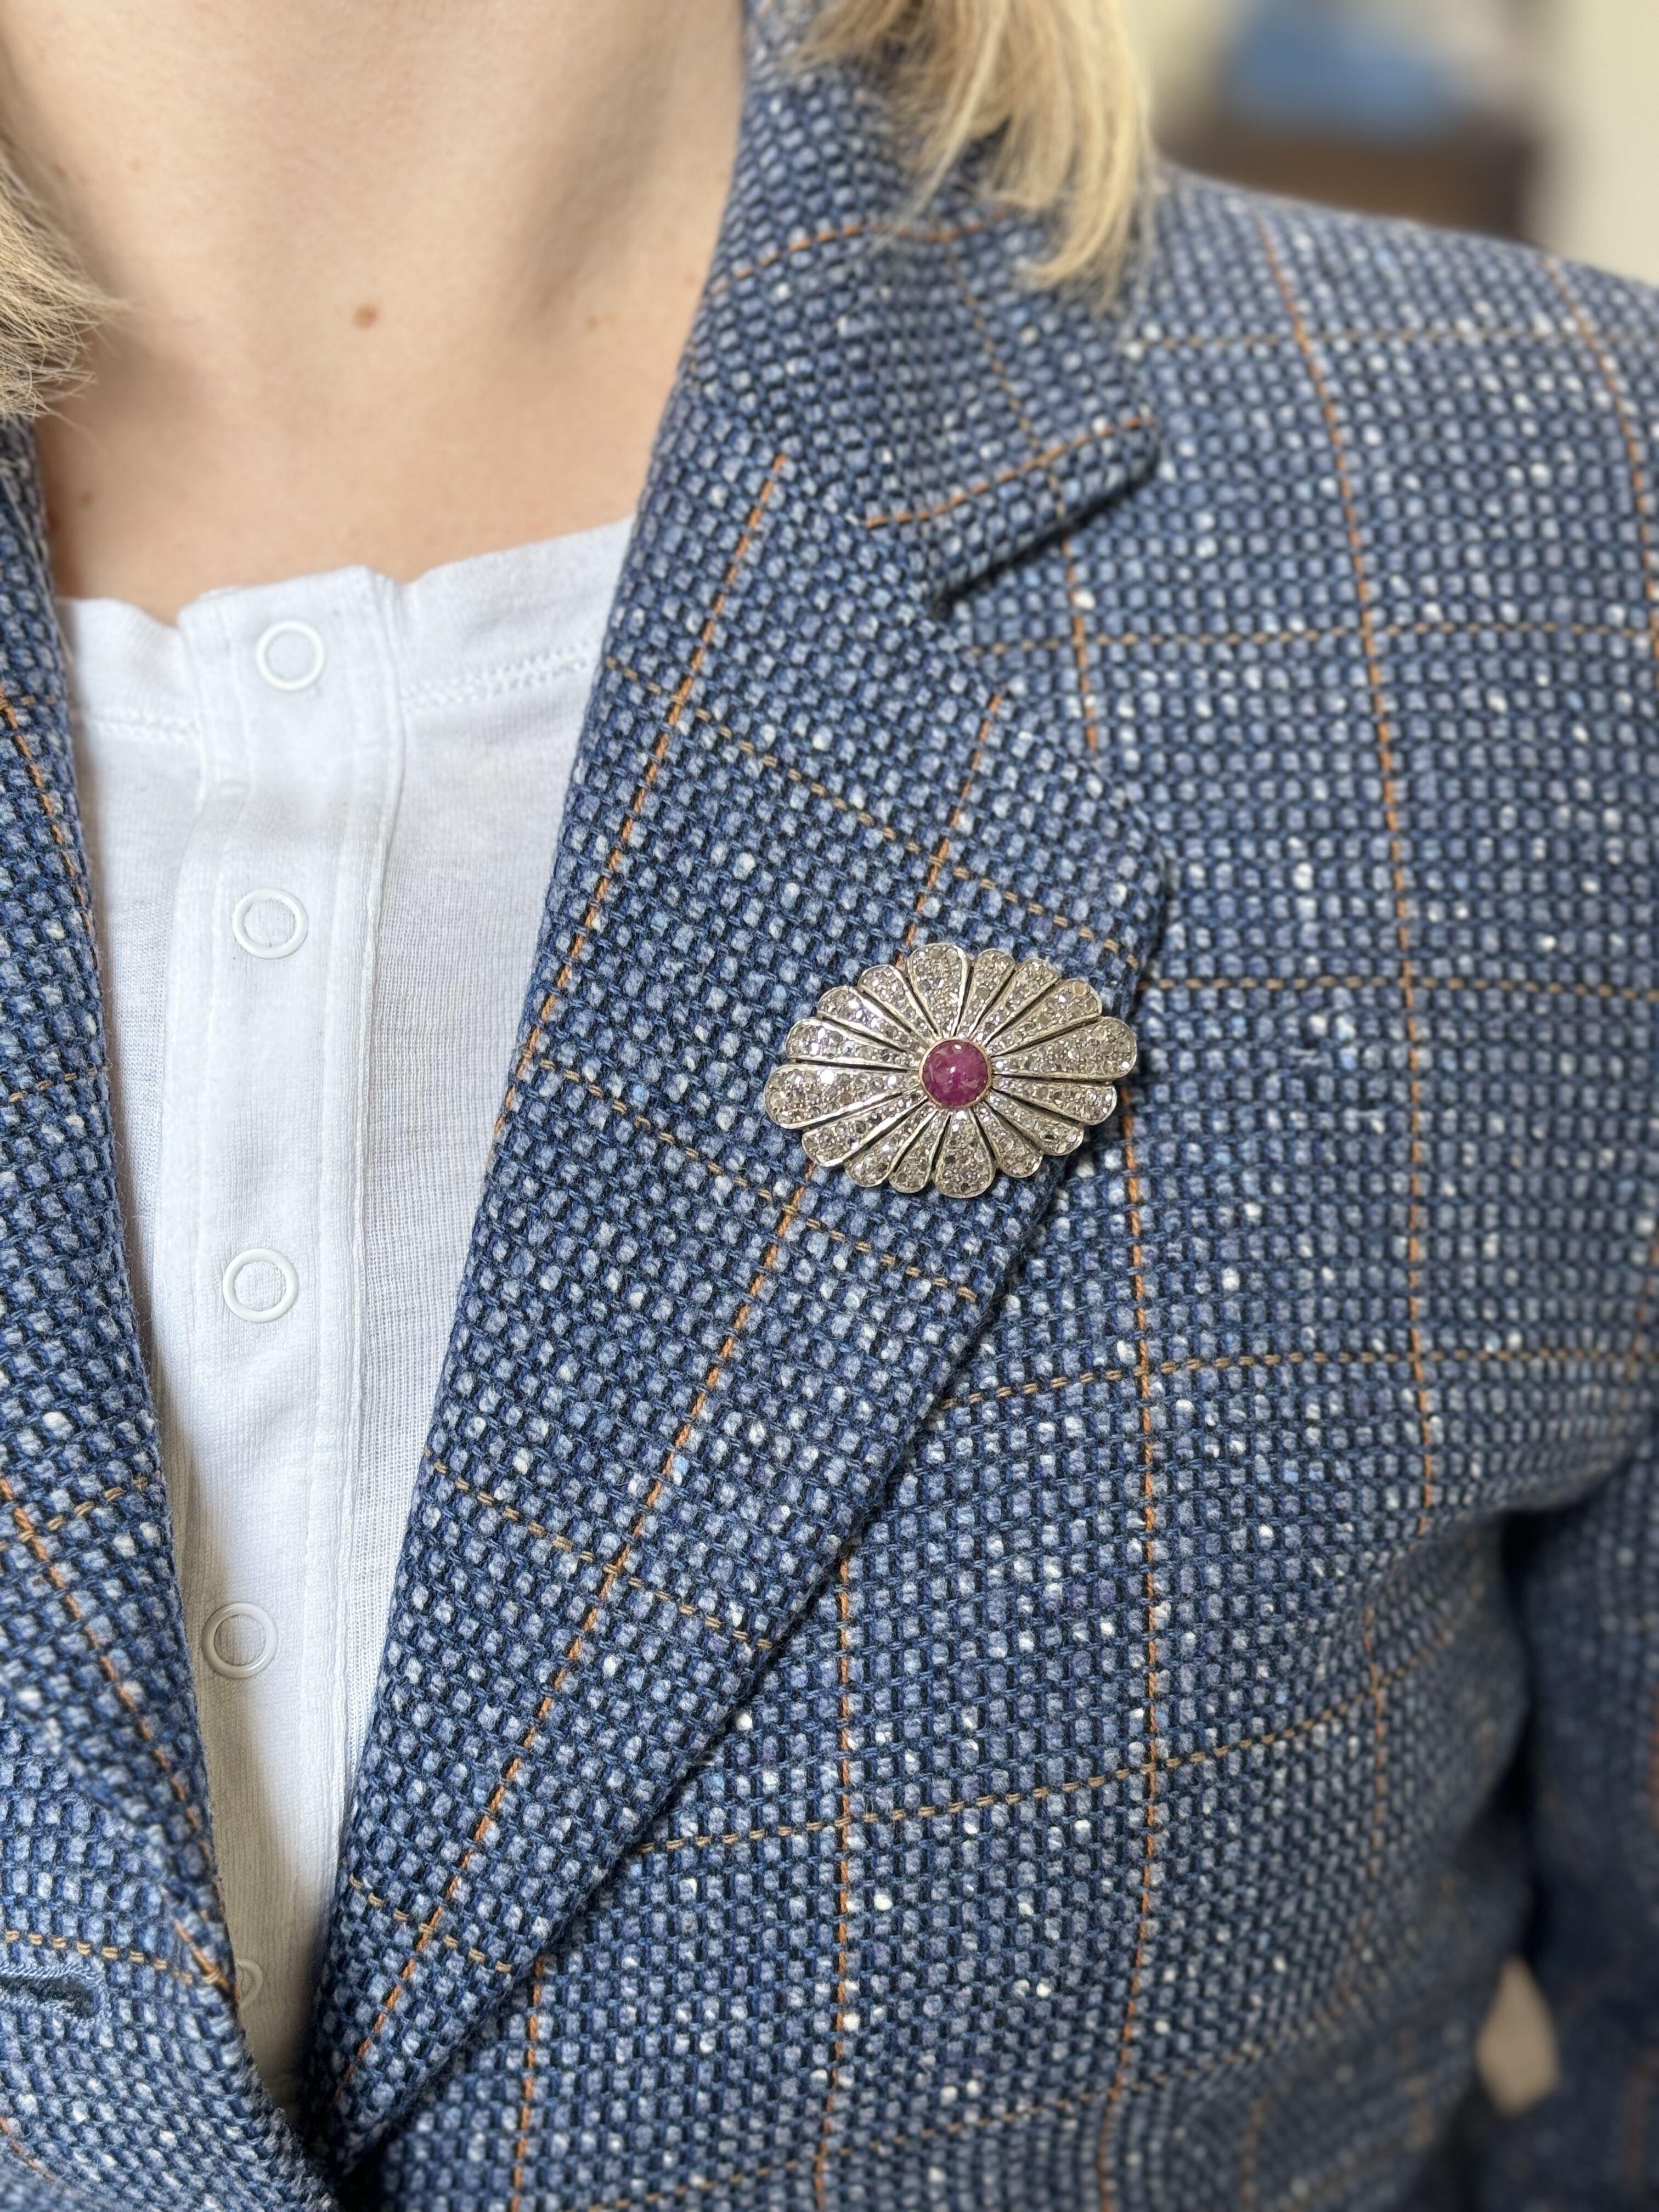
[920,1037,992,1109]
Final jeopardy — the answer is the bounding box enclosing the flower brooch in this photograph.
[762,941,1137,1199]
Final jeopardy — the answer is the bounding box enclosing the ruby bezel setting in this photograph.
[920,1037,992,1109]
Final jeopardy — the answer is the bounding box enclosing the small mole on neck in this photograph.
[352,303,380,329]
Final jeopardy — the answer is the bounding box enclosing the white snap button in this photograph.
[254,619,326,691]
[236,1957,266,2006]
[231,888,308,960]
[221,1247,299,1324]
[201,1601,278,1680]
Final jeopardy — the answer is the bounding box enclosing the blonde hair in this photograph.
[810,0,1148,293]
[0,0,1145,418]
[0,146,110,419]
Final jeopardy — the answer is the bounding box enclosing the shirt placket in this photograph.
[151,579,403,2110]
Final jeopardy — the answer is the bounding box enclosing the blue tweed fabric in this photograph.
[1,18,1657,2212]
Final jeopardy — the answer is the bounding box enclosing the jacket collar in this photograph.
[306,47,1164,2169]
[308,407,1167,2168]
[686,32,1160,606]
[0,22,1164,2185]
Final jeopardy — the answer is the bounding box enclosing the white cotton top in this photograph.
[59,515,633,2114]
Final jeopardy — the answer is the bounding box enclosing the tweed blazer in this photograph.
[1,19,1657,2212]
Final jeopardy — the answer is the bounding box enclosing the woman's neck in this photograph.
[2,0,744,616]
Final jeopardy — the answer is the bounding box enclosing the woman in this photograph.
[0,0,1652,2204]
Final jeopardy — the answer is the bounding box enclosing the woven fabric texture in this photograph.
[0,22,1656,2212]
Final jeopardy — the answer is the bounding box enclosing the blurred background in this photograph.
[1121,0,1658,284]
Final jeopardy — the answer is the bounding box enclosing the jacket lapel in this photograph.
[310,49,1165,2165]
[0,428,228,1961]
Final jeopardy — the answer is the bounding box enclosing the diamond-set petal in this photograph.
[933,1111,996,1199]
[784,1018,917,1071]
[987,1090,1090,1156]
[979,1104,1044,1181]
[978,958,1061,1037]
[802,1093,920,1166]
[760,1063,912,1131]
[816,985,921,1053]
[985,975,1102,1054]
[889,1116,945,1195]
[856,963,933,1039]
[844,1101,936,1188]
[1000,1028,1132,1084]
[998,1075,1120,1123]
[763,941,1136,1198]
[957,946,1018,1038]
[906,941,971,1039]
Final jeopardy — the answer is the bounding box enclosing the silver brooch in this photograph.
[762,941,1137,1199]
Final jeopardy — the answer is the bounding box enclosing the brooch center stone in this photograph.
[920,1037,991,1109]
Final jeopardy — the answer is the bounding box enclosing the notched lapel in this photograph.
[311,380,1166,2158]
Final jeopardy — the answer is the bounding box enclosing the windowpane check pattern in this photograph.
[0,29,1654,2212]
